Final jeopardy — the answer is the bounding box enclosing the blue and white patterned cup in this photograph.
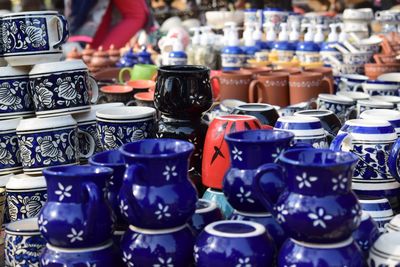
[5,217,46,267]
[2,11,69,66]
[317,93,356,123]
[16,115,80,174]
[5,173,47,222]
[360,109,400,136]
[0,66,34,119]
[359,80,400,96]
[356,99,394,116]
[29,60,98,117]
[359,197,394,232]
[96,106,156,150]
[370,95,400,109]
[338,74,368,91]
[274,116,329,148]
[0,118,22,175]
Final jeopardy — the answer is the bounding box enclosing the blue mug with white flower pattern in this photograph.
[0,118,22,175]
[118,138,197,229]
[38,165,114,248]
[253,148,362,243]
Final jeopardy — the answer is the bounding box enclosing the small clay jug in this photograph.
[82,44,95,64]
[211,71,253,102]
[90,46,112,72]
[289,72,332,105]
[249,72,289,107]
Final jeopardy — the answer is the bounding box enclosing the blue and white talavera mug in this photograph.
[317,93,356,123]
[2,11,69,66]
[16,115,81,174]
[360,109,400,136]
[29,60,98,117]
[331,119,400,197]
[0,66,34,119]
[337,74,368,92]
[0,118,22,175]
[356,99,394,116]
[358,80,400,96]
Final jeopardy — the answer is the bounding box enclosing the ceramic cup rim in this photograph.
[5,217,40,235]
[16,115,77,132]
[42,165,113,179]
[96,106,156,120]
[318,93,354,104]
[370,96,400,103]
[234,103,276,112]
[100,85,133,94]
[88,149,125,168]
[46,240,113,253]
[294,109,335,117]
[129,224,187,234]
[225,129,294,144]
[3,10,59,18]
[195,199,218,214]
[276,115,320,123]
[360,109,400,121]
[158,65,208,74]
[73,103,124,123]
[0,117,21,131]
[6,173,46,190]
[204,220,265,238]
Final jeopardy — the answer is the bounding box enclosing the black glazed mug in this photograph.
[154,65,213,119]
[232,103,280,126]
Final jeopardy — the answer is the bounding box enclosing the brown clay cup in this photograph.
[289,72,332,105]
[364,63,400,80]
[374,53,400,64]
[272,67,302,74]
[249,72,289,107]
[211,71,253,102]
[304,67,334,94]
[241,67,272,78]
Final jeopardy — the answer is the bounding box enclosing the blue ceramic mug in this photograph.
[189,199,223,236]
[2,11,69,66]
[0,118,22,175]
[29,60,98,117]
[359,197,394,232]
[360,109,400,136]
[316,93,356,123]
[356,99,394,116]
[96,106,156,150]
[5,217,46,267]
[352,212,380,256]
[359,80,400,96]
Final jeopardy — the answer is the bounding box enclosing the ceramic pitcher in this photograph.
[118,138,197,229]
[38,165,114,248]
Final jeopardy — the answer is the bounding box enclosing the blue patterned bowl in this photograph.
[121,225,195,267]
[189,199,223,236]
[0,118,22,175]
[195,220,275,266]
[5,217,46,267]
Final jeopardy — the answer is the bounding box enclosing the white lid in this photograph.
[319,93,354,104]
[357,99,394,108]
[371,95,400,104]
[0,118,21,131]
[328,24,339,43]
[265,22,276,42]
[304,24,314,42]
[345,118,392,127]
[17,115,77,132]
[360,109,400,121]
[314,25,325,43]
[278,23,289,42]
[0,66,29,77]
[30,60,88,76]
[73,103,124,123]
[96,106,156,120]
[372,232,400,256]
[6,173,46,189]
[205,220,265,238]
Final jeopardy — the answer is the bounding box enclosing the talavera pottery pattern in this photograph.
[0,118,22,175]
[40,241,121,267]
[96,106,156,150]
[5,217,46,267]
[118,139,197,229]
[0,66,34,119]
[16,115,79,174]
[121,225,195,267]
[38,165,114,248]
[2,11,69,66]
[29,60,98,117]
[195,220,275,266]
[6,173,47,222]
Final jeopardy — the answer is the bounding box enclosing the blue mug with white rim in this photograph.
[360,109,400,136]
[358,80,400,96]
[96,106,157,150]
[338,74,368,91]
[336,91,370,101]
[5,217,46,267]
[359,197,394,232]
[195,220,275,266]
[29,60,98,117]
[274,116,329,148]
[189,199,223,236]
[317,93,357,123]
[0,118,22,175]
[6,173,47,222]
[2,11,69,66]
[330,119,400,197]
[356,99,394,116]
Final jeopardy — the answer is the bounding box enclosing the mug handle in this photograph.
[210,76,221,101]
[51,14,69,49]
[249,80,264,103]
[119,68,131,83]
[78,129,96,159]
[96,95,108,104]
[126,100,136,106]
[83,181,101,237]
[352,83,363,92]
[388,138,400,182]
[373,54,383,64]
[89,76,99,104]
[345,105,358,120]
[330,132,353,152]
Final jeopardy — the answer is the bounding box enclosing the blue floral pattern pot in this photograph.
[0,118,22,174]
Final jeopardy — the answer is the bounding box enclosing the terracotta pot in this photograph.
[374,53,400,64]
[98,85,134,104]
[304,67,334,94]
[241,67,272,78]
[289,72,332,105]
[249,72,289,107]
[364,63,400,80]
[202,115,262,189]
[211,71,253,102]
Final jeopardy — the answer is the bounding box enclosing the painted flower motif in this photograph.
[153,257,173,267]
[41,258,50,266]
[18,136,34,166]
[276,204,289,223]
[100,125,119,149]
[34,85,54,108]
[56,77,77,101]
[162,165,177,181]
[312,140,328,149]
[236,186,255,203]
[0,143,14,165]
[38,214,48,233]
[190,93,204,105]
[155,203,171,220]
[22,21,47,47]
[332,174,348,191]
[0,82,22,110]
[120,199,129,217]
[55,182,72,201]
[122,252,134,267]
[193,246,199,262]
[35,135,65,164]
[271,147,283,161]
[232,146,243,161]
[7,193,45,221]
[351,205,362,225]
[67,227,84,243]
[357,240,369,251]
[236,257,251,267]
[296,172,318,189]
[308,207,333,228]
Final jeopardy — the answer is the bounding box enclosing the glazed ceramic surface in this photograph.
[6,173,47,222]
[386,214,400,232]
[360,109,400,136]
[98,85,134,104]
[29,60,98,117]
[119,139,197,229]
[331,119,400,197]
[338,74,368,92]
[317,94,356,123]
[40,241,121,267]
[352,212,380,256]
[38,165,114,248]
[96,106,156,150]
[202,188,234,219]
[0,118,22,174]
[369,232,400,267]
[16,115,79,174]
[189,199,223,236]
[232,103,280,126]
[195,220,275,266]
[360,197,394,231]
[5,218,46,267]
[2,11,69,66]
[248,72,290,107]
[360,80,400,96]
[356,99,394,115]
[121,225,194,267]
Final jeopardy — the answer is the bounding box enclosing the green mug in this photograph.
[119,64,158,83]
